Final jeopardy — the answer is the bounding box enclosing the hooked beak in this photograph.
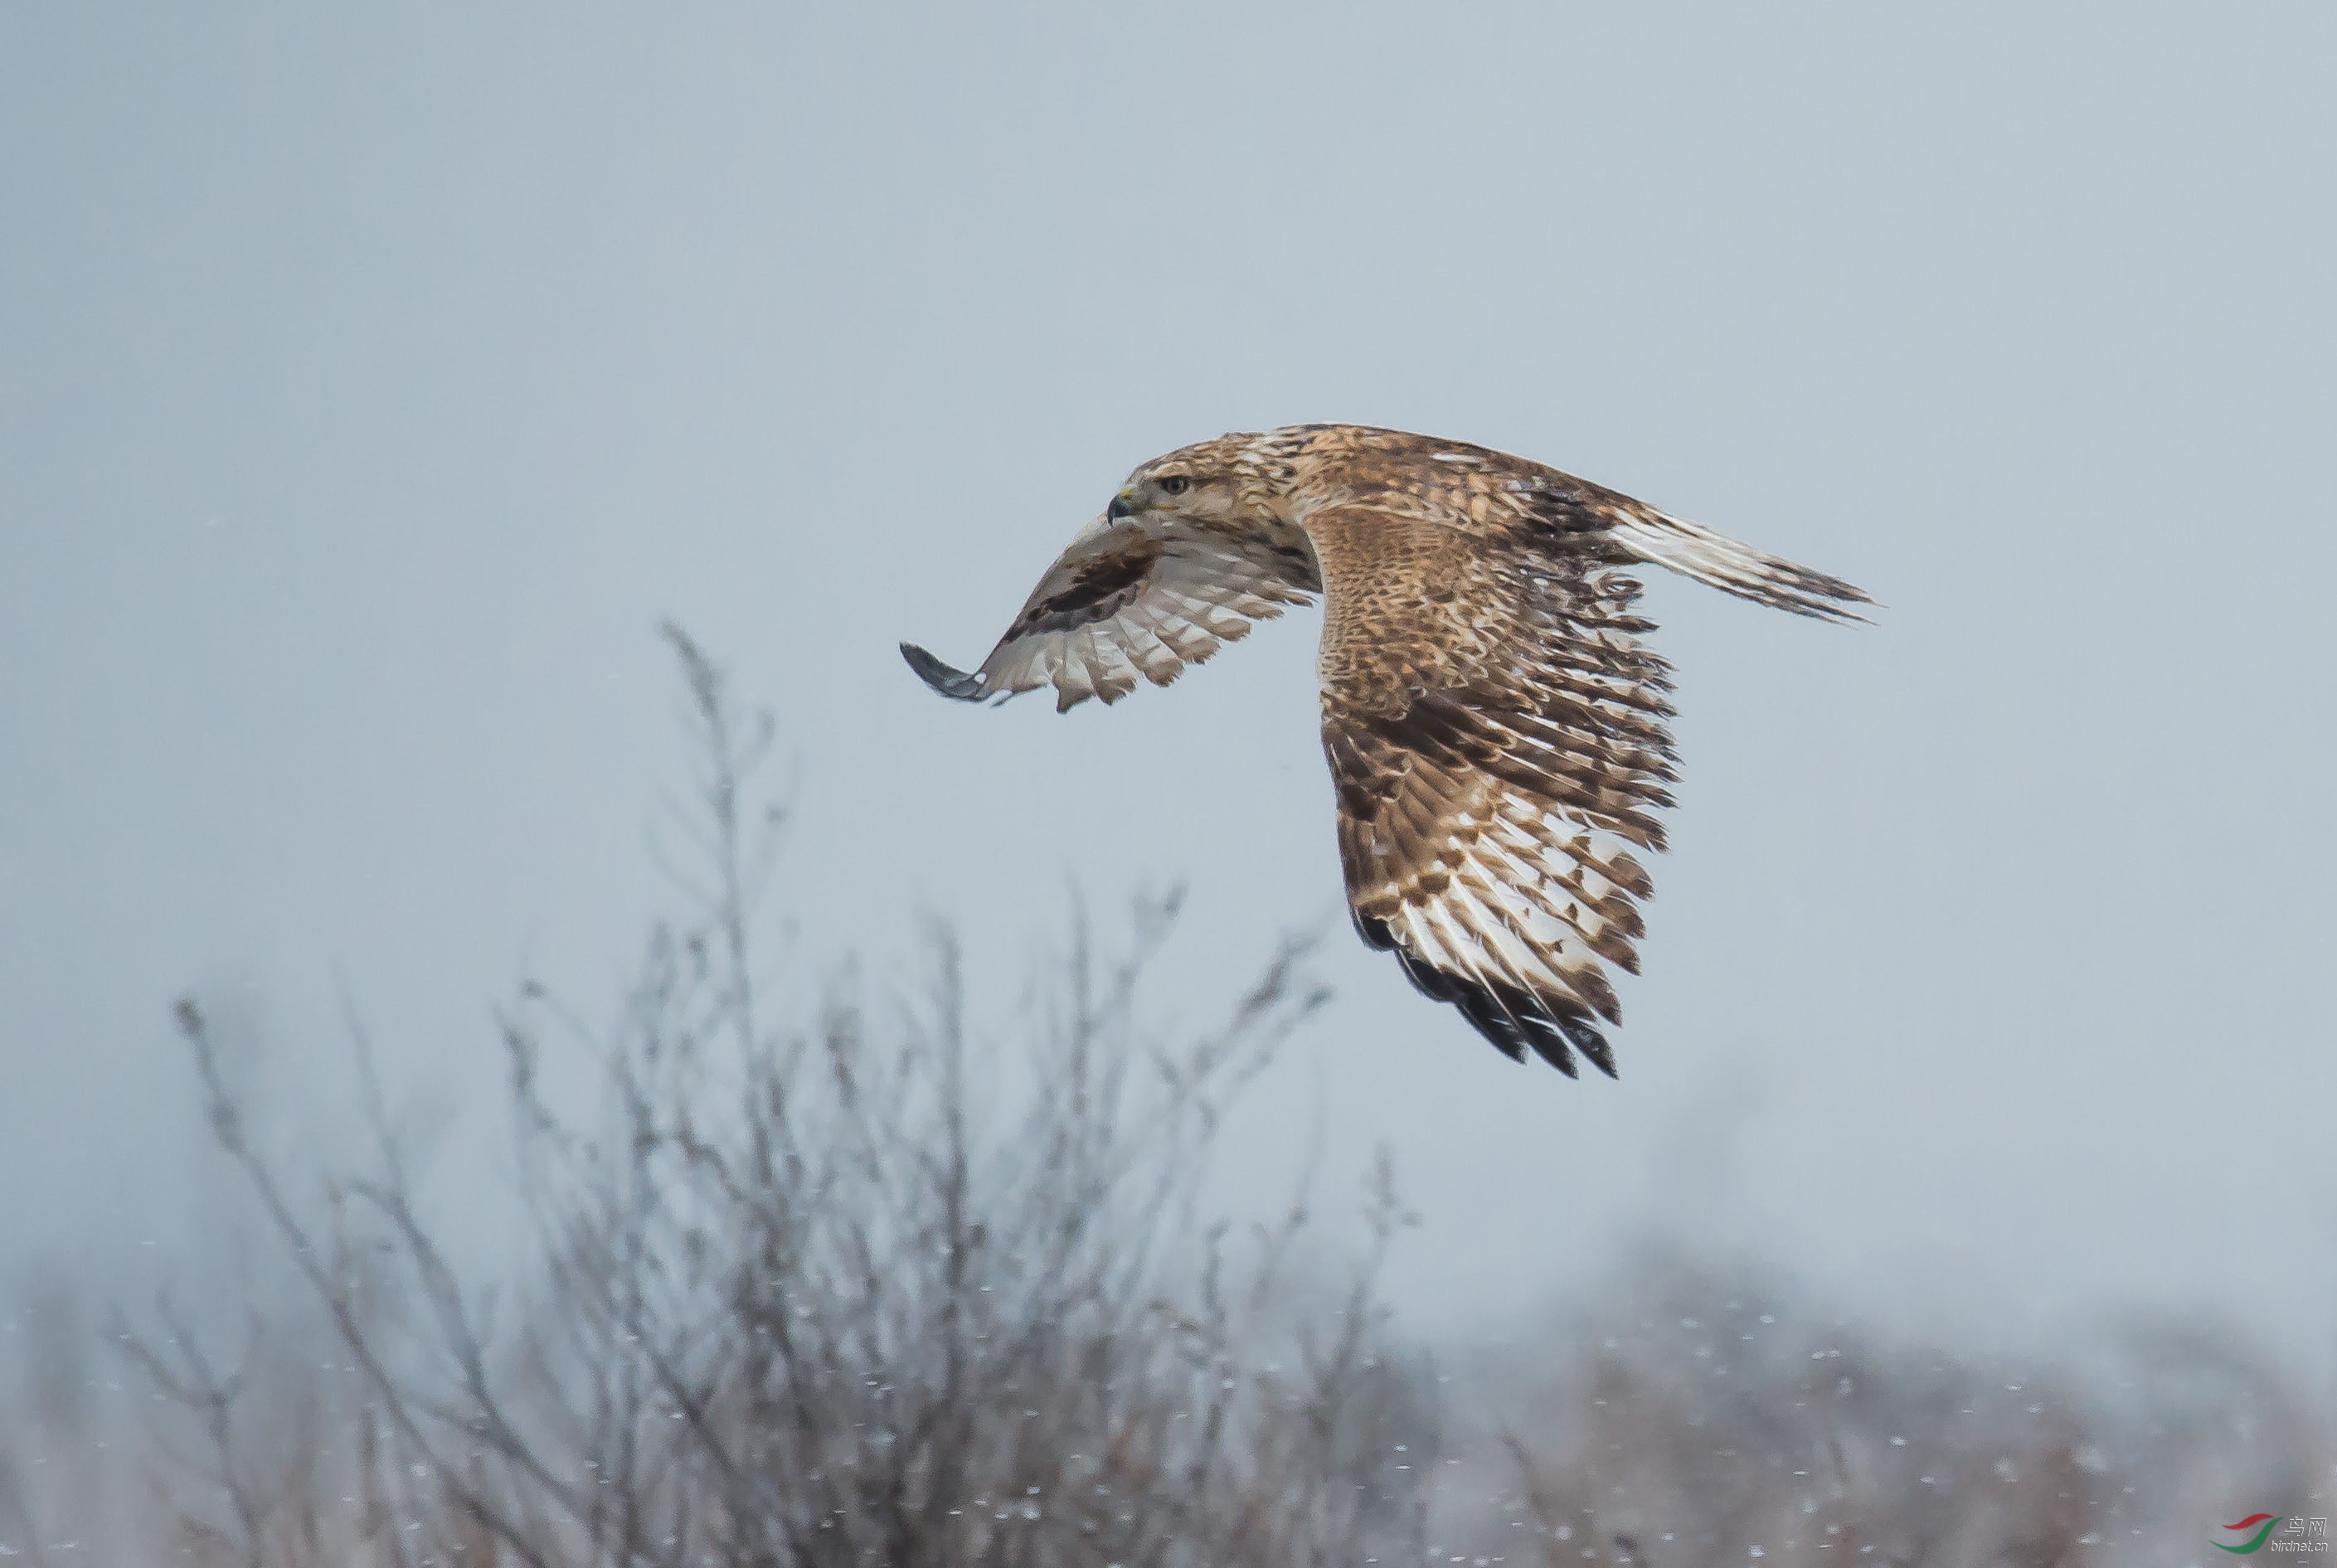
[1106,489,1138,522]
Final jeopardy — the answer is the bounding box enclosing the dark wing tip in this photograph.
[1351,907,1398,951]
[1386,945,1618,1081]
[900,642,987,702]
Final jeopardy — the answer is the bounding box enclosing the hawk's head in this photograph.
[1106,432,1279,528]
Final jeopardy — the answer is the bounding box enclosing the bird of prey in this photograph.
[901,425,1870,1079]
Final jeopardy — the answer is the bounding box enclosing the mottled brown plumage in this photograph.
[903,425,1871,1078]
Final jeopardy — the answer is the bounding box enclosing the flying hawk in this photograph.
[901,425,1869,1079]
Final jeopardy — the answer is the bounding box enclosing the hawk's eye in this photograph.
[1158,475,1191,497]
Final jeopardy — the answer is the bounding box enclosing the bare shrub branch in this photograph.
[127,628,1421,1568]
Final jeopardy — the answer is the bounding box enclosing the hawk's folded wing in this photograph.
[901,512,1321,713]
[1314,507,1680,1078]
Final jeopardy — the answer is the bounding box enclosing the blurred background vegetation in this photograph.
[1,638,2324,1566]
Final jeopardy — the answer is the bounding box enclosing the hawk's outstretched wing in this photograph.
[1311,503,1682,1079]
[901,512,1320,713]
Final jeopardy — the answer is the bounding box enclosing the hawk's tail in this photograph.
[1610,510,1874,624]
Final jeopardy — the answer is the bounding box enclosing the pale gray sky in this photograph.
[4,4,2334,1367]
